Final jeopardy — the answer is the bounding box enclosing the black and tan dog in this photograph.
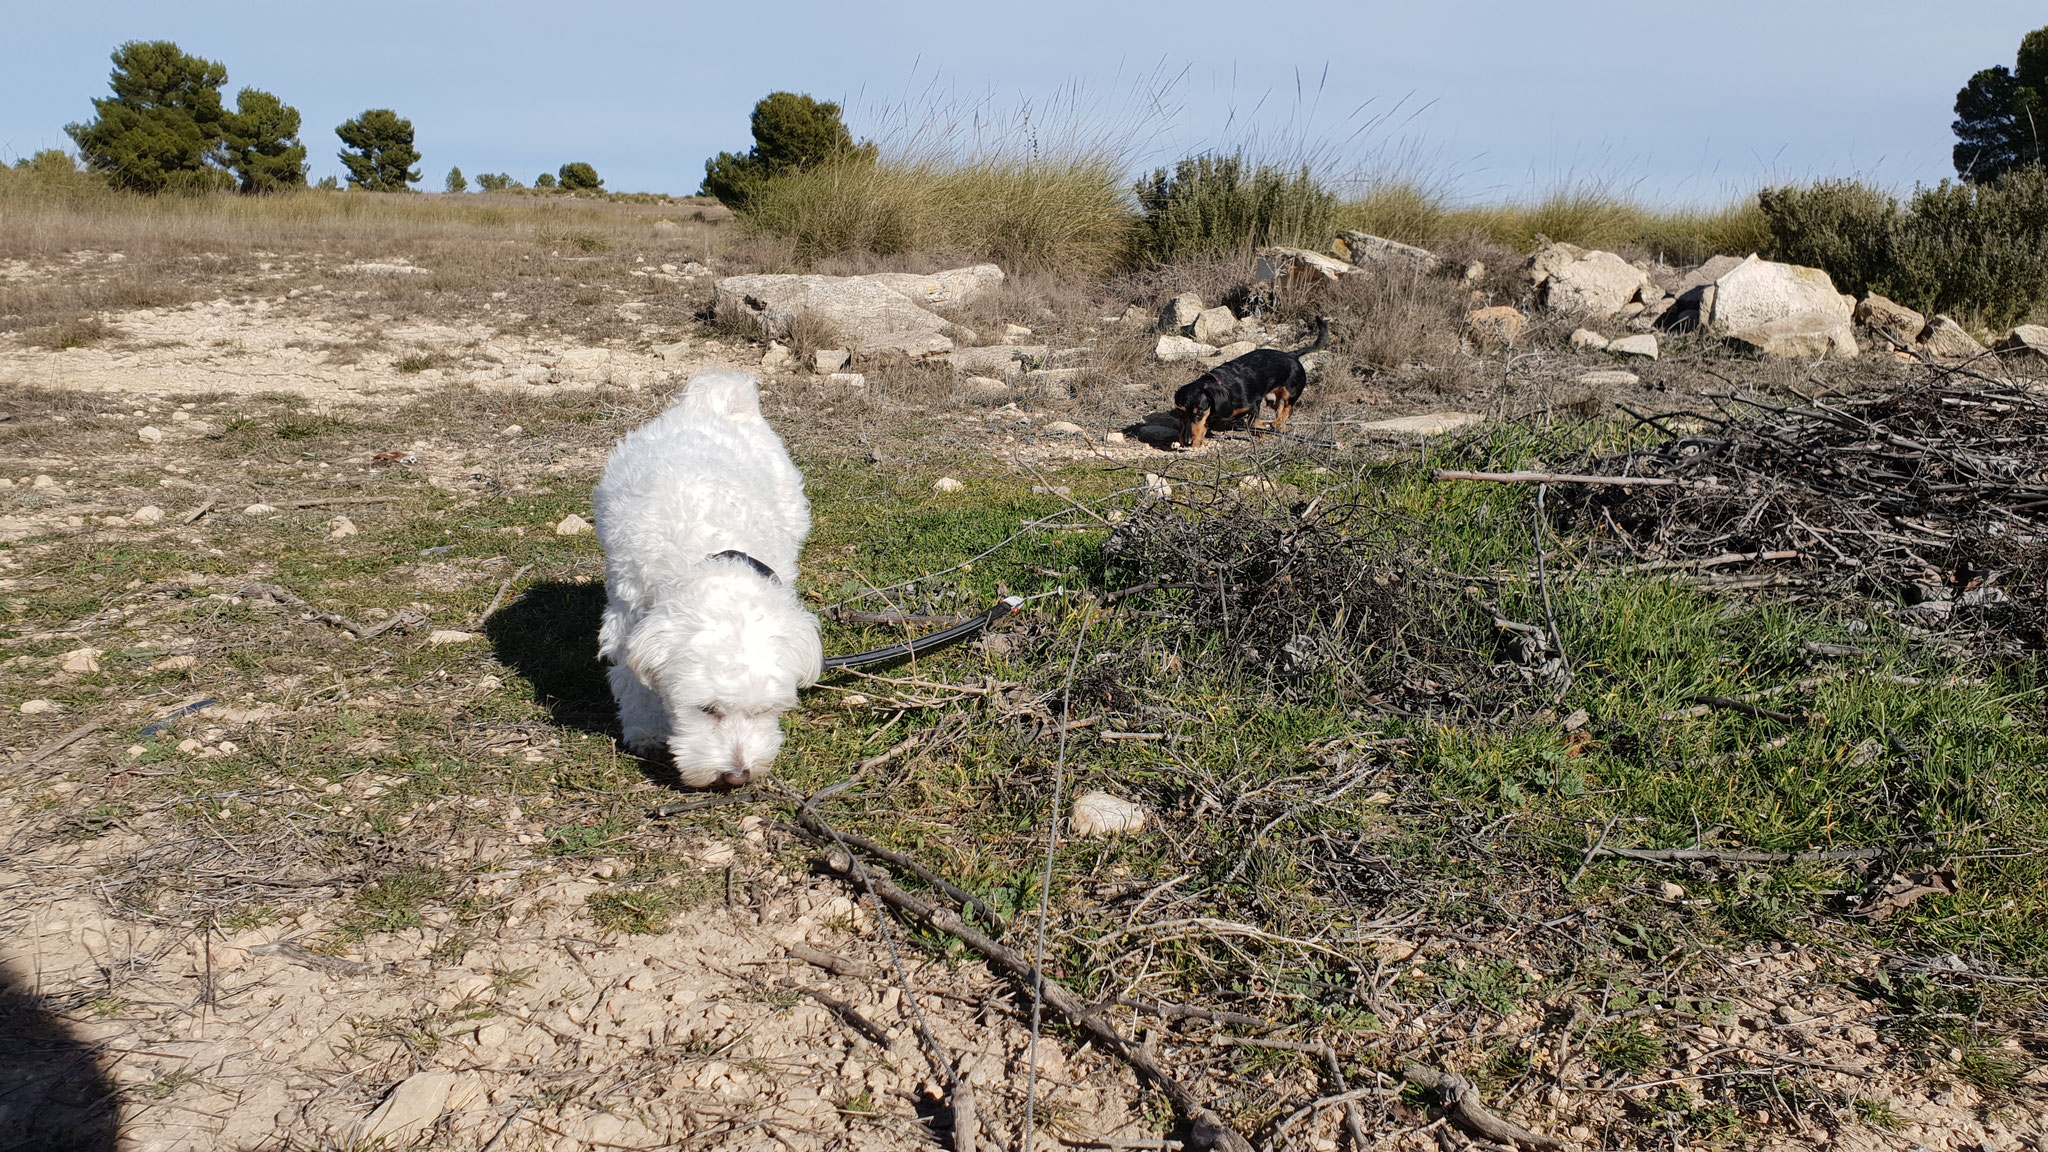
[1173,317,1328,448]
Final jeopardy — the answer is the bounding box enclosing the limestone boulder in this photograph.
[1525,241,1589,288]
[1918,315,1985,360]
[1157,294,1204,333]
[1463,306,1527,351]
[1156,335,1218,362]
[714,274,953,359]
[1334,231,1439,272]
[1255,246,1354,294]
[1191,306,1239,345]
[1609,334,1658,359]
[1538,249,1650,317]
[1855,294,1925,348]
[1997,324,2048,359]
[1706,256,1857,359]
[860,264,1004,308]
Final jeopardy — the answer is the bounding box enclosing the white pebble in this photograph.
[131,505,163,524]
[137,426,164,444]
[554,513,593,536]
[932,477,965,492]
[1069,791,1145,838]
[244,503,278,515]
[328,516,357,538]
[428,630,477,645]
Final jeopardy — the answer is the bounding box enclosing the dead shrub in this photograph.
[23,315,110,350]
[783,309,844,361]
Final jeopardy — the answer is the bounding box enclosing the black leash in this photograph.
[821,596,1025,672]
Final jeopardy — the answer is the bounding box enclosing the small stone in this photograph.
[328,516,358,538]
[243,503,278,515]
[961,375,1010,400]
[1577,369,1640,387]
[1104,431,1125,443]
[932,477,965,492]
[1209,340,1258,362]
[500,424,522,437]
[1660,882,1688,901]
[152,654,197,672]
[1157,293,1203,333]
[1463,306,1527,350]
[1609,333,1659,359]
[1569,328,1609,351]
[356,1071,459,1148]
[428,630,477,645]
[126,745,147,759]
[1996,323,2048,359]
[131,505,163,524]
[1003,323,1034,341]
[811,348,850,373]
[1155,335,1217,362]
[1069,791,1145,838]
[826,372,866,389]
[759,342,794,371]
[33,474,58,490]
[1044,421,1085,435]
[171,411,191,423]
[1143,473,1172,498]
[59,647,102,674]
[178,737,203,754]
[19,699,54,714]
[137,426,164,444]
[554,513,594,536]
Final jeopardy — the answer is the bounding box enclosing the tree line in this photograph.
[50,40,604,196]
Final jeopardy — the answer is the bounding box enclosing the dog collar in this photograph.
[709,550,780,584]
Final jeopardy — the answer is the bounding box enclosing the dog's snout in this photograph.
[721,767,752,787]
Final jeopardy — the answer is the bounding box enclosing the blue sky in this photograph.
[5,1,2042,204]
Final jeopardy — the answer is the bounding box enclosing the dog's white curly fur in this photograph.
[593,371,822,787]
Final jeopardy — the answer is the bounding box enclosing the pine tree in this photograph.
[701,92,875,210]
[476,172,514,192]
[445,166,467,193]
[534,172,557,190]
[1953,26,2048,182]
[557,162,602,192]
[66,40,233,193]
[222,88,306,193]
[336,109,421,191]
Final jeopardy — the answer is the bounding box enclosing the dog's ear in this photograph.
[683,370,764,421]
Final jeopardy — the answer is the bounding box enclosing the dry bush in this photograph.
[782,309,845,360]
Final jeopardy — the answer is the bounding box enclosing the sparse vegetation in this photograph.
[1131,152,1337,264]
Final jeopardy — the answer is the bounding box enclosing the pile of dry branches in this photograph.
[1561,381,2048,648]
[1103,477,1520,713]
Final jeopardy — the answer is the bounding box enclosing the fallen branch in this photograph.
[798,809,1007,935]
[1593,844,1887,865]
[787,943,874,980]
[178,500,214,525]
[239,582,423,641]
[813,840,1253,1152]
[1401,1064,1565,1151]
[250,940,383,977]
[1687,695,1803,724]
[4,721,102,772]
[1433,470,1676,488]
[802,986,893,1048]
[477,563,535,626]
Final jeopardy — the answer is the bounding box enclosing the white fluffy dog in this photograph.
[593,371,822,787]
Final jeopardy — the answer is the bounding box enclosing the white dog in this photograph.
[593,371,822,787]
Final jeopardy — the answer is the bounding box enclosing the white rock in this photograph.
[1918,315,1985,360]
[1609,334,1658,359]
[1254,246,1355,291]
[652,341,691,361]
[338,262,431,278]
[1191,306,1239,345]
[1209,340,1258,362]
[555,513,594,536]
[714,272,956,359]
[1538,249,1649,316]
[1334,230,1439,272]
[328,516,358,539]
[1997,324,2048,358]
[1069,791,1145,838]
[948,346,1022,375]
[1144,473,1173,498]
[812,348,850,374]
[1707,255,1857,358]
[19,699,54,714]
[243,503,278,515]
[131,505,163,524]
[932,477,965,492]
[961,375,1011,400]
[59,647,102,674]
[1104,431,1125,443]
[1002,323,1034,342]
[501,424,522,437]
[826,372,866,389]
[33,474,58,490]
[1157,293,1204,333]
[860,264,1005,308]
[760,342,794,371]
[1855,294,1925,345]
[1044,421,1085,435]
[356,1071,459,1147]
[1569,328,1609,351]
[1156,335,1218,362]
[428,630,477,645]
[137,426,164,444]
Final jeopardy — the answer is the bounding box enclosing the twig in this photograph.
[283,495,399,507]
[812,833,1254,1152]
[803,986,894,1048]
[1533,483,1572,700]
[4,721,102,772]
[178,500,214,525]
[1401,1064,1565,1151]
[249,940,382,977]
[477,563,534,626]
[1592,844,1888,865]
[1108,997,1276,1031]
[647,793,755,819]
[1568,816,1618,889]
[1433,470,1676,488]
[478,1105,529,1152]
[1687,695,1802,724]
[795,808,1006,934]
[787,943,872,980]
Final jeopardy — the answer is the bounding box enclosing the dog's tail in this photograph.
[679,370,763,420]
[1290,316,1330,357]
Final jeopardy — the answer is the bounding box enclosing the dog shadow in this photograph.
[484,581,691,790]
[0,961,120,1151]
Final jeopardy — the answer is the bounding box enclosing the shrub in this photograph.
[336,109,420,192]
[1756,179,1904,298]
[534,172,557,190]
[221,88,307,193]
[701,92,877,210]
[313,174,339,191]
[557,162,601,192]
[1130,152,1336,264]
[66,40,235,194]
[444,166,466,193]
[474,172,515,192]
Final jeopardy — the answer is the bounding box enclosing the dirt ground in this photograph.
[2,216,2042,1152]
